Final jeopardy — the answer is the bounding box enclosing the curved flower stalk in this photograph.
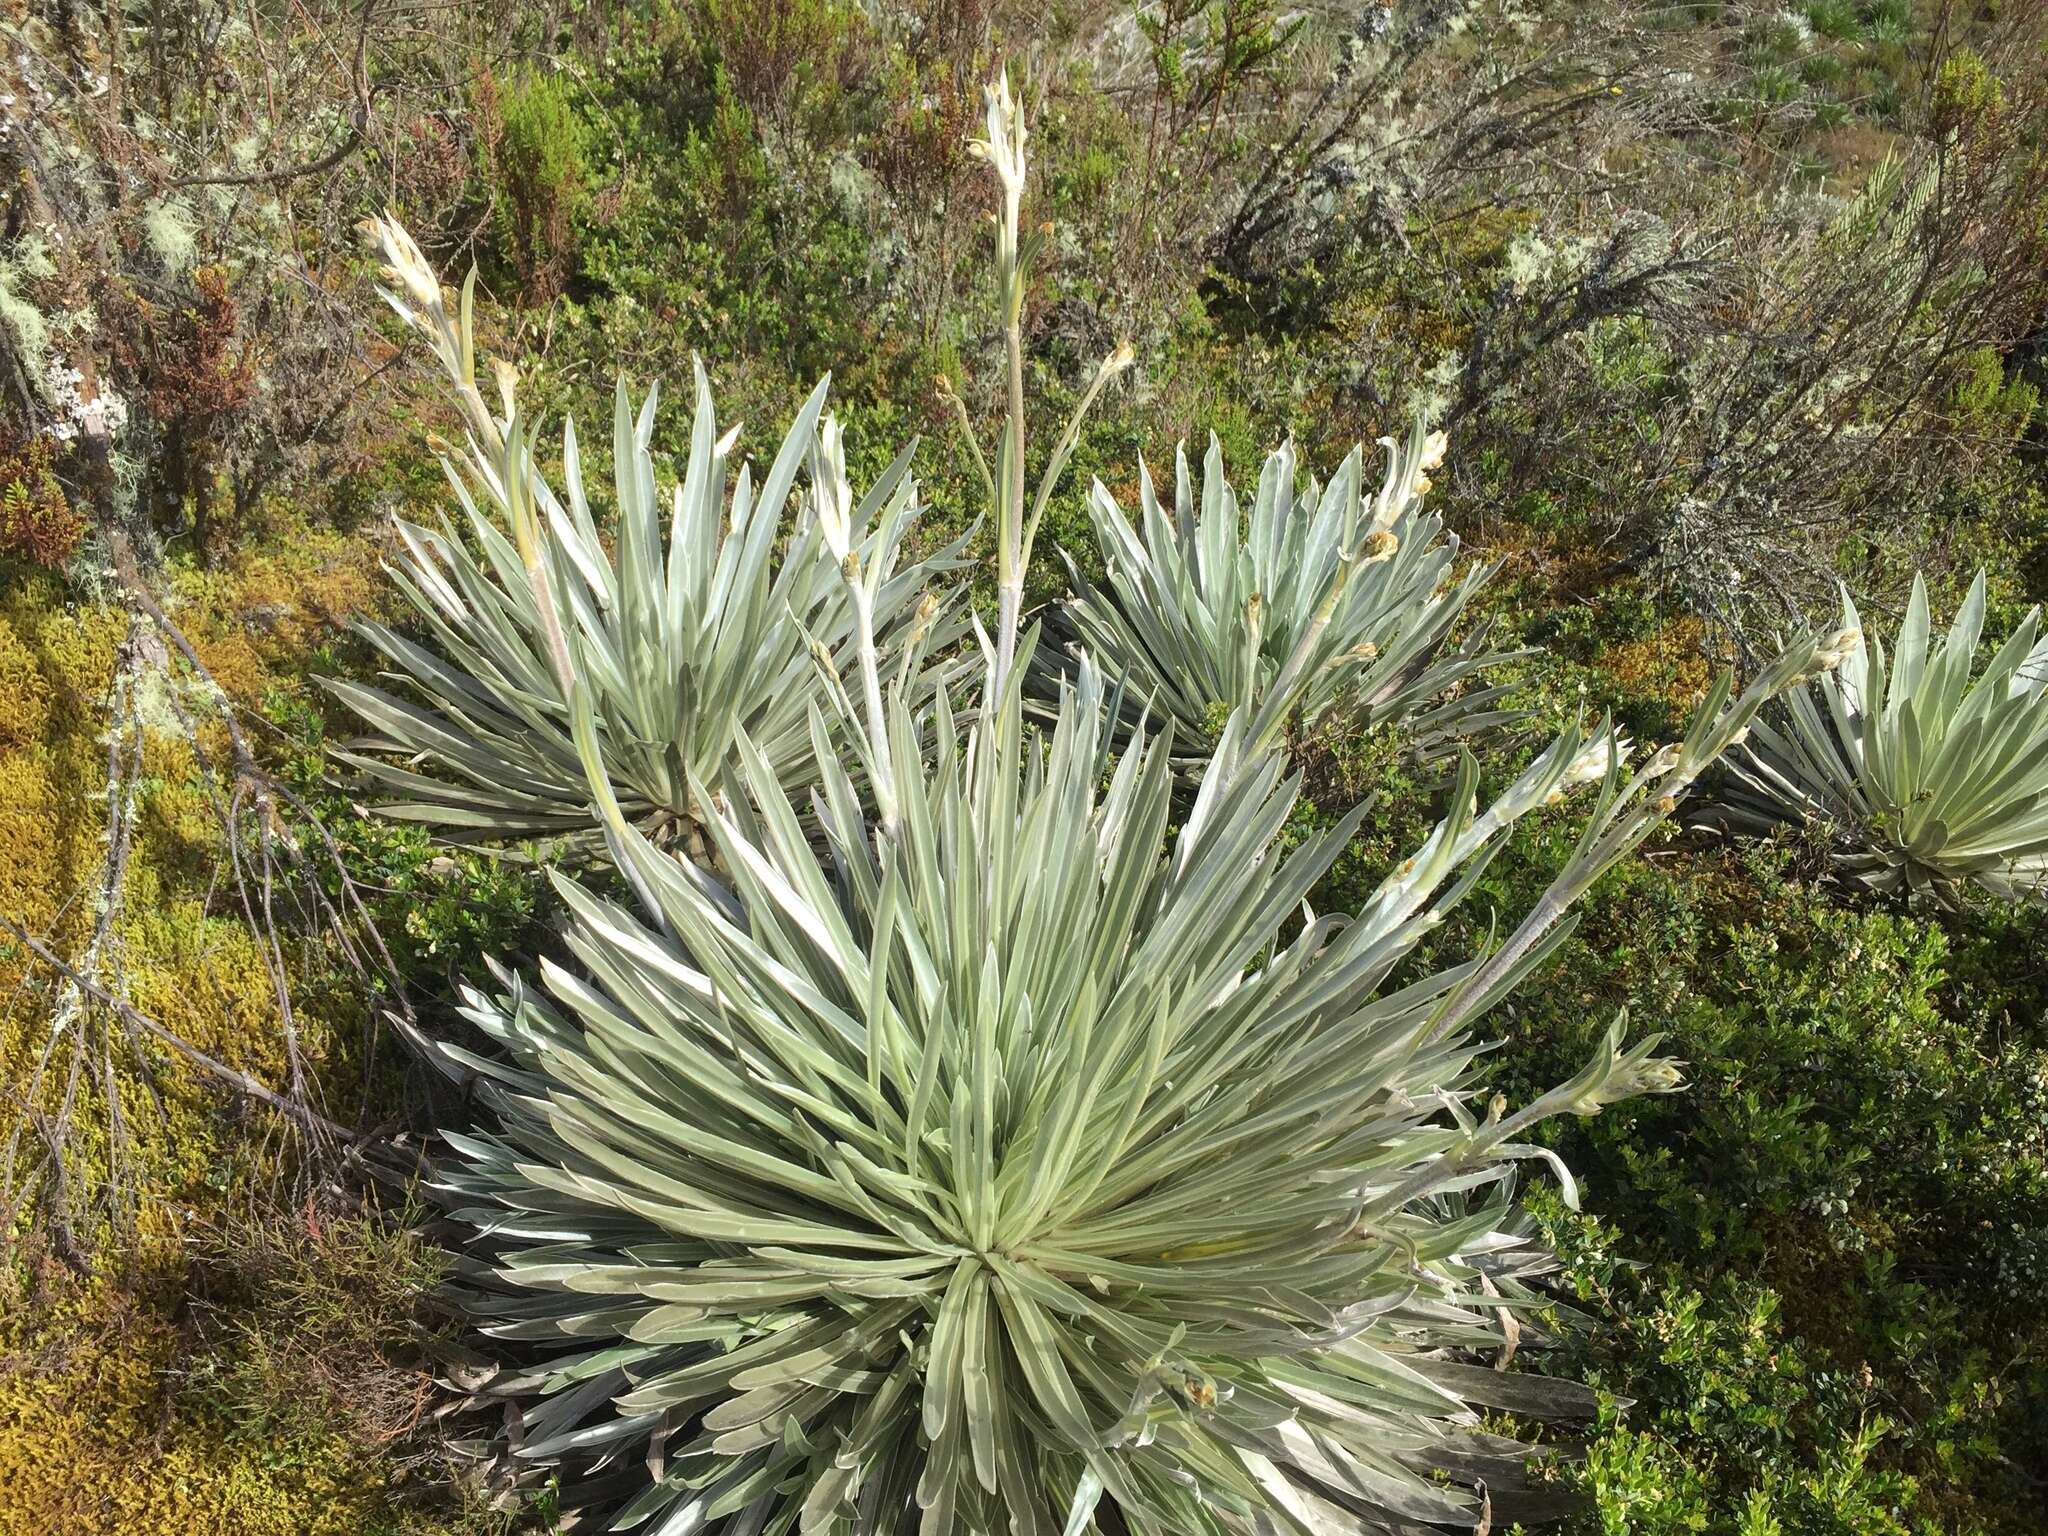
[324,217,968,857]
[1041,424,1521,762]
[1707,570,2048,906]
[422,622,1835,1534]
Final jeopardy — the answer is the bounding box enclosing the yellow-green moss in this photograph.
[0,1303,414,1536]
[1,521,441,1534]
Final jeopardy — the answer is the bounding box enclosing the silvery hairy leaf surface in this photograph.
[421,634,1831,1535]
[327,229,969,859]
[1712,570,2048,907]
[1040,423,1520,764]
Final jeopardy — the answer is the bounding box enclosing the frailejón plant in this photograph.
[326,218,966,856]
[1045,425,1516,757]
[1713,570,2048,905]
[430,628,1832,1534]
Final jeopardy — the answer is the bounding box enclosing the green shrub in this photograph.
[1446,840,2048,1526]
[483,67,589,303]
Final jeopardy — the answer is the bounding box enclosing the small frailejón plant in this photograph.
[1045,425,1517,758]
[1712,570,2048,906]
[385,68,1848,1536]
[327,218,966,856]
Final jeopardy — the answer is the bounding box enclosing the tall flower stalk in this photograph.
[964,70,1133,701]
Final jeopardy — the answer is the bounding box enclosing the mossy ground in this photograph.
[0,522,494,1532]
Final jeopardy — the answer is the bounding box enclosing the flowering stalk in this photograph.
[969,72,1031,698]
[1025,340,1135,564]
[968,69,1131,702]
[813,415,900,836]
[362,215,576,703]
[1422,625,1855,1047]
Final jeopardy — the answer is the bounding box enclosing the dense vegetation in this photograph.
[2,0,2045,1531]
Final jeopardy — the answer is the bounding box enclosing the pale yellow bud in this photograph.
[491,356,519,421]
[1642,742,1682,776]
[363,213,443,317]
[1815,627,1862,672]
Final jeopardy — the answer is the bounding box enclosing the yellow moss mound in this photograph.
[1,520,449,1535]
[0,1306,404,1536]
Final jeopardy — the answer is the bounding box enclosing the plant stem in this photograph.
[994,269,1028,700]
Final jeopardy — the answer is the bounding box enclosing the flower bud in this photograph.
[364,213,443,318]
[813,414,853,562]
[1814,627,1862,672]
[1563,732,1632,789]
[1641,742,1682,776]
[491,356,519,421]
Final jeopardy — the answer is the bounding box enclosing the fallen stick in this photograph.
[0,911,364,1146]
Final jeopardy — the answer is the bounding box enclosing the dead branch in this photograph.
[0,914,364,1145]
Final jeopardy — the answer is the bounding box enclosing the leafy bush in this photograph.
[1467,842,2048,1525]
[481,68,589,303]
[1711,571,2048,906]
[0,431,81,567]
